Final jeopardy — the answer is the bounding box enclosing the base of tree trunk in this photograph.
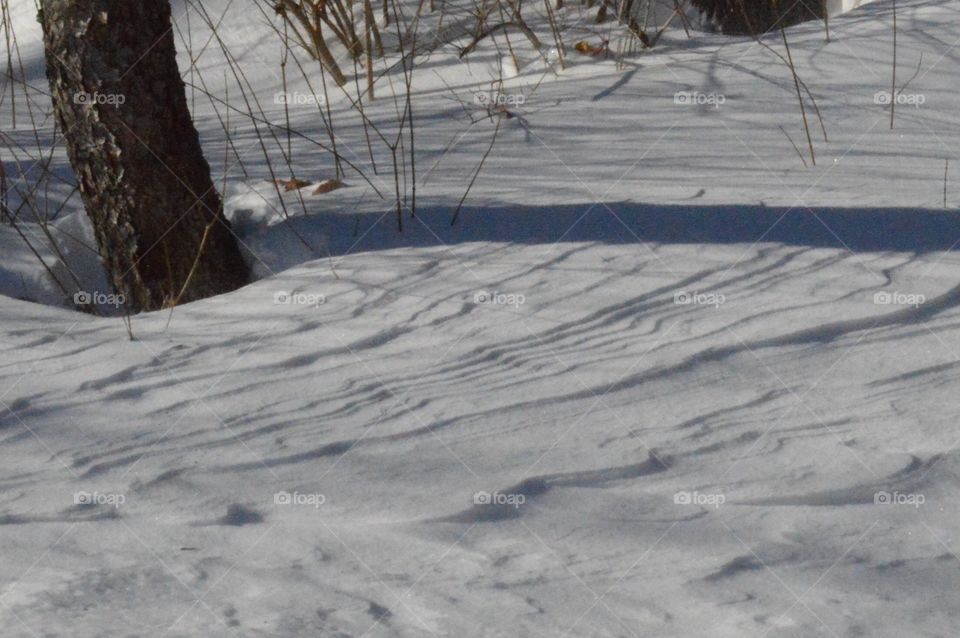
[691,0,824,35]
[40,0,250,311]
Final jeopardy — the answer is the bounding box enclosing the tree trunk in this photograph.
[39,0,249,311]
[690,0,823,34]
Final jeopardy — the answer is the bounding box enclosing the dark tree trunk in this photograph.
[690,0,823,34]
[39,0,249,311]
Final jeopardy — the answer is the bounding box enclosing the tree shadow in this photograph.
[261,202,960,261]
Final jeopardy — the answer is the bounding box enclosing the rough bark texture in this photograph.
[691,0,823,34]
[39,0,249,311]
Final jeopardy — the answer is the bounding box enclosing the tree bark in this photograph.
[39,0,249,311]
[690,0,823,34]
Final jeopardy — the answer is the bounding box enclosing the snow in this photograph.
[2,0,960,635]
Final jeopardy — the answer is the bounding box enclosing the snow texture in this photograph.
[1,0,959,635]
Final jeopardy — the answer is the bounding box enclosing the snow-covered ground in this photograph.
[2,0,960,635]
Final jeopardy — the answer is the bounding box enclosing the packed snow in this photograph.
[2,0,960,635]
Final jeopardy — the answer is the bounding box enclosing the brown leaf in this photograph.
[313,179,345,195]
[275,178,313,192]
[574,40,605,55]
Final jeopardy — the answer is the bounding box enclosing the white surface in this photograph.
[1,0,958,635]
